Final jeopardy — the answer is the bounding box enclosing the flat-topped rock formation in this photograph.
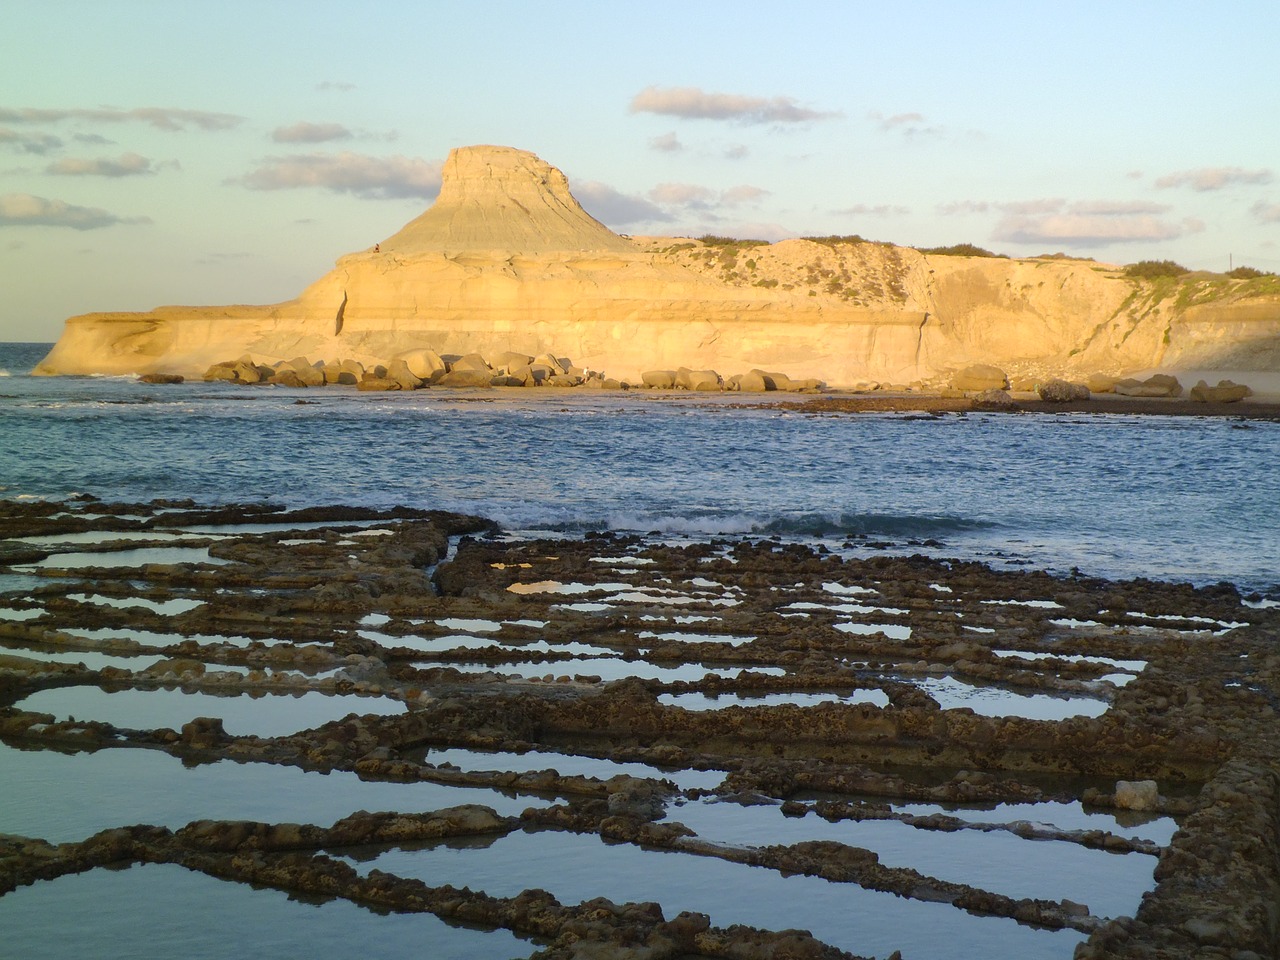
[35,145,1280,387]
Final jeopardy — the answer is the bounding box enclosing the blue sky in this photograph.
[3,0,1279,340]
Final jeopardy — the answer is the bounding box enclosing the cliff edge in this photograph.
[35,145,1280,387]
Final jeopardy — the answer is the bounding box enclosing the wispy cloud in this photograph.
[1253,200,1280,224]
[649,182,716,206]
[0,192,151,230]
[723,144,748,160]
[629,86,840,124]
[836,203,909,217]
[233,152,442,200]
[272,122,354,144]
[992,201,1195,246]
[0,127,63,154]
[575,181,672,226]
[646,182,769,215]
[721,184,769,205]
[0,106,243,131]
[649,131,682,152]
[869,110,942,138]
[46,152,161,177]
[1155,166,1273,191]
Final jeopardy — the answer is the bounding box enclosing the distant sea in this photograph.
[2,340,1277,595]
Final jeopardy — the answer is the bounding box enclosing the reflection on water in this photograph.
[0,744,545,843]
[353,828,1085,960]
[18,686,406,738]
[664,798,1155,919]
[0,863,532,960]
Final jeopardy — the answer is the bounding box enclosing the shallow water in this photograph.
[18,685,407,738]
[0,743,546,843]
[0,863,534,960]
[664,798,1155,919]
[352,828,1085,959]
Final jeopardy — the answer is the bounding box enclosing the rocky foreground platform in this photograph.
[2,498,1279,957]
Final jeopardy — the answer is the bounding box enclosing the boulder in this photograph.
[396,348,446,380]
[642,370,676,389]
[286,357,326,386]
[202,361,237,382]
[437,368,493,388]
[357,376,401,391]
[339,359,367,383]
[449,352,491,373]
[734,371,769,393]
[1086,373,1118,394]
[676,367,721,391]
[1009,376,1037,392]
[1190,379,1252,403]
[1037,379,1091,402]
[268,368,309,388]
[1115,374,1182,398]
[755,369,790,391]
[138,373,184,384]
[491,351,533,374]
[385,358,423,391]
[532,353,567,376]
[547,374,580,387]
[321,362,346,385]
[952,364,1008,392]
[489,374,525,387]
[973,388,1018,410]
[1114,779,1160,811]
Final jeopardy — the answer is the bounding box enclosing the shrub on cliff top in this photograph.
[1227,265,1273,279]
[1123,260,1189,279]
[697,235,769,248]
[917,243,1006,258]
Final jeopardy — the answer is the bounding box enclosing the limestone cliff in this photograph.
[35,145,1280,386]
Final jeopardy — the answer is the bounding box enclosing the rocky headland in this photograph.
[34,145,1280,392]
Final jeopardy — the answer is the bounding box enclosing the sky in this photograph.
[2,0,1279,341]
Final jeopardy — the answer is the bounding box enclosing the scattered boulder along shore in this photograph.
[3,496,1280,958]
[34,145,1280,388]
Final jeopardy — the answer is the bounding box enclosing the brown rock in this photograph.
[1190,379,1252,403]
[952,364,1008,391]
[1037,378,1091,402]
[138,373,184,384]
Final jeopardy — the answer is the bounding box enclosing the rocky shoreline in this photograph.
[3,498,1280,957]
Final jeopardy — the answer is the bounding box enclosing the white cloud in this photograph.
[234,152,443,199]
[0,193,151,229]
[1155,166,1273,191]
[1070,200,1170,215]
[649,131,682,152]
[46,152,157,177]
[0,106,243,131]
[936,200,992,216]
[272,122,354,144]
[575,181,672,226]
[629,86,839,124]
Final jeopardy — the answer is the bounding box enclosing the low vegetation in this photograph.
[1226,265,1274,279]
[1123,260,1189,279]
[916,243,1006,258]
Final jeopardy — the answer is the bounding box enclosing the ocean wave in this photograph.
[757,512,998,539]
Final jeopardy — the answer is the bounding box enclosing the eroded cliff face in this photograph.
[35,145,1280,386]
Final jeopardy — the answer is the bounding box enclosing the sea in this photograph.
[2,341,1277,595]
[1,338,1278,960]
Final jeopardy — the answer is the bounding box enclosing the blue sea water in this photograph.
[2,339,1266,958]
[2,341,1277,594]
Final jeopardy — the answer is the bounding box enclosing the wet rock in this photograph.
[181,716,228,748]
[1037,379,1091,402]
[138,373,184,384]
[1114,779,1160,811]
